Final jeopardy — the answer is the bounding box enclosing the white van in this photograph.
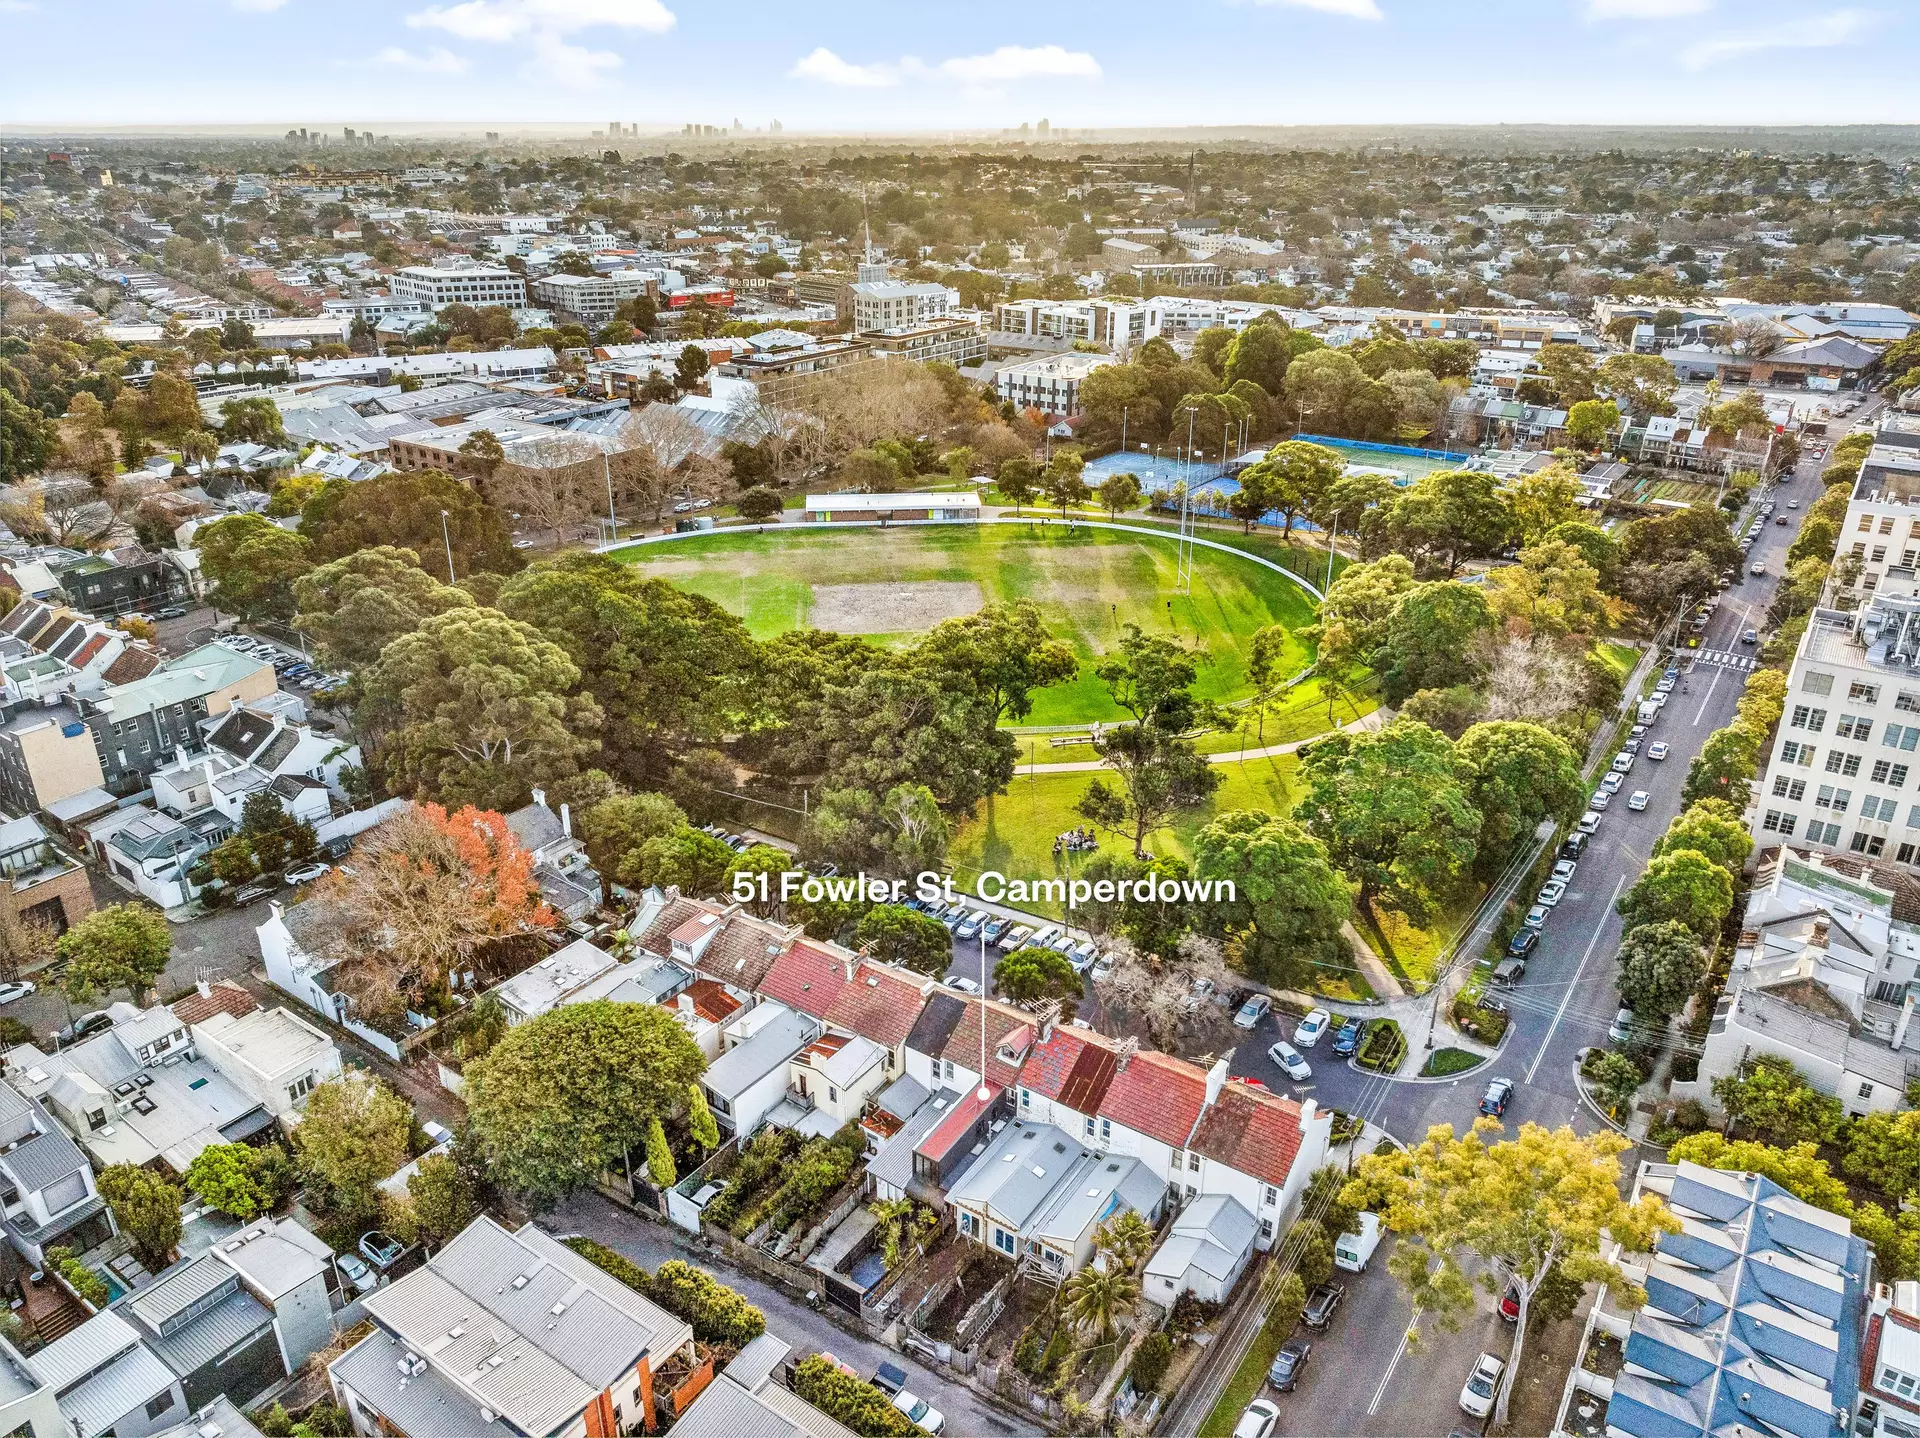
[1334,1212,1382,1273]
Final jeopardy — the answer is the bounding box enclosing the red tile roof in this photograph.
[677,978,740,1025]
[825,961,928,1050]
[943,999,1034,1087]
[68,633,110,670]
[1019,1026,1117,1116]
[169,981,260,1026]
[757,940,849,1019]
[1189,1084,1304,1190]
[1098,1050,1211,1151]
[918,1084,1000,1161]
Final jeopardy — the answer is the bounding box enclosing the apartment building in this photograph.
[78,643,278,795]
[388,264,528,312]
[848,280,954,331]
[1754,587,1920,865]
[1832,416,1920,604]
[530,269,658,327]
[995,352,1115,418]
[993,297,1148,351]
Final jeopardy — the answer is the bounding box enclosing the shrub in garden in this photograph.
[1355,1019,1407,1071]
[1130,1330,1173,1395]
[792,1356,917,1436]
[651,1260,767,1348]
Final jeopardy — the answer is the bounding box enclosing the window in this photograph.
[1854,542,1870,559]
[1838,715,1874,741]
[1804,672,1835,697]
[1187,1151,1201,1172]
[1886,1366,1920,1402]
[286,1073,315,1103]
[1902,843,1917,863]
[958,1211,977,1238]
[1875,547,1890,564]
[1885,516,1899,535]
[1263,1185,1279,1207]
[1856,832,1889,857]
[941,1059,955,1081]
[1861,1082,1877,1100]
[1853,682,1883,704]
[827,1086,837,1103]
[1866,796,1903,822]
[1816,786,1852,812]
[146,1394,175,1420]
[1791,706,1828,732]
[1762,810,1798,835]
[1828,750,1863,777]
[1100,1118,1112,1141]
[1900,693,1920,714]
[1084,1116,1096,1138]
[1890,725,1920,751]
[1773,777,1806,800]
[1874,760,1911,787]
[1812,820,1844,845]
[1860,515,1876,532]
[994,1227,1015,1255]
[1781,741,1816,766]
[1020,1088,1030,1110]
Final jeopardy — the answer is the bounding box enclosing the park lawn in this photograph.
[1354,884,1482,992]
[619,523,1322,724]
[947,754,1303,919]
[1005,677,1378,768]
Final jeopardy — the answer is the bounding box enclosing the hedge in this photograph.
[1355,1019,1406,1073]
[562,1237,765,1350]
[792,1356,918,1437]
[1130,1330,1173,1395]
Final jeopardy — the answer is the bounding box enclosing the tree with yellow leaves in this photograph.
[1343,1120,1675,1427]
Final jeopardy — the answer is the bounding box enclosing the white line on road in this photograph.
[1692,663,1725,725]
[1368,1311,1422,1417]
[1525,873,1629,1085]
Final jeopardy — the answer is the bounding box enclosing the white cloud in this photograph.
[1247,0,1384,18]
[371,44,469,73]
[788,47,901,87]
[525,32,622,85]
[0,1,39,13]
[231,0,289,10]
[1681,7,1872,67]
[1588,0,1711,15]
[936,44,1102,84]
[790,43,1102,90]
[406,0,672,40]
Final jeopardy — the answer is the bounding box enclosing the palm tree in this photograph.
[1094,1211,1155,1273]
[1061,1264,1139,1345]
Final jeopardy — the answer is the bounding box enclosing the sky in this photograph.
[2,0,1917,132]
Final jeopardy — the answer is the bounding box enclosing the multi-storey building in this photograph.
[993,297,1148,351]
[848,280,954,331]
[995,352,1115,418]
[530,269,659,328]
[388,264,528,312]
[1831,414,1920,605]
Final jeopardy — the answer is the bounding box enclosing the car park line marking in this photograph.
[1368,1311,1421,1416]
[1525,874,1628,1086]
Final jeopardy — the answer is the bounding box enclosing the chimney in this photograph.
[1812,918,1830,950]
[531,787,547,811]
[677,991,694,1017]
[267,900,284,922]
[1204,1057,1228,1108]
[560,802,571,838]
[845,947,861,983]
[196,978,210,999]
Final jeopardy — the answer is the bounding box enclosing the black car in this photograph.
[1506,929,1539,960]
[1559,833,1588,861]
[1480,1077,1514,1116]
[1266,1338,1310,1391]
[1302,1282,1345,1331]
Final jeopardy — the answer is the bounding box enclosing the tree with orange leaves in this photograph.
[302,802,557,1022]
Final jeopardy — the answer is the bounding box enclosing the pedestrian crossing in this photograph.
[1690,648,1757,672]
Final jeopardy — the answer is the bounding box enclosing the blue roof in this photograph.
[1608,1161,1869,1438]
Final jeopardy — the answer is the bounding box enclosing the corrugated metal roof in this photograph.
[0,1125,88,1194]
[57,1343,177,1436]
[29,1309,141,1393]
[331,1330,498,1438]
[670,1375,810,1438]
[127,1254,236,1331]
[141,1290,273,1379]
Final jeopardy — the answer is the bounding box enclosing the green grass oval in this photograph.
[616,522,1321,726]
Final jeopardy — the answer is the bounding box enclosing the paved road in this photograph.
[548,1191,1023,1438]
[1206,410,1874,1435]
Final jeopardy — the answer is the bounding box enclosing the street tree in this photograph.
[1652,799,1753,878]
[1192,810,1351,982]
[993,946,1085,1009]
[1483,540,1606,642]
[804,783,951,879]
[56,903,171,1004]
[466,1000,706,1205]
[1503,466,1583,548]
[1454,721,1585,862]
[852,904,954,976]
[195,513,315,624]
[292,1076,413,1223]
[1617,847,1735,940]
[1680,723,1766,807]
[1344,1120,1675,1428]
[291,546,473,670]
[1615,921,1706,1022]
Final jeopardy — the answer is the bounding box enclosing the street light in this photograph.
[439,509,456,584]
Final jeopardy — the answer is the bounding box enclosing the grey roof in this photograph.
[947,1121,1091,1230]
[30,1308,143,1392]
[703,1008,817,1100]
[724,1333,792,1395]
[153,1395,268,1438]
[127,1254,238,1332]
[209,1219,330,1300]
[140,1290,272,1380]
[505,799,565,854]
[0,1080,41,1147]
[57,1342,177,1437]
[1145,1194,1260,1286]
[671,1373,856,1438]
[0,1124,89,1195]
[867,1087,963,1194]
[332,1329,496,1438]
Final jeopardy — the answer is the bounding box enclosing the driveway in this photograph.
[547,1191,1023,1437]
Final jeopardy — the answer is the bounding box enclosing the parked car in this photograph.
[1611,751,1635,773]
[0,981,34,1007]
[998,925,1033,952]
[358,1231,406,1270]
[872,1362,908,1397]
[335,1251,377,1295]
[1233,1400,1281,1438]
[1294,1007,1332,1047]
[57,1011,113,1046]
[944,975,982,995]
[1628,790,1651,811]
[1234,993,1273,1029]
[1551,859,1577,883]
[421,1120,454,1147]
[1301,1282,1345,1331]
[1589,788,1613,809]
[284,862,331,886]
[892,1391,944,1434]
[156,606,187,620]
[1523,905,1549,930]
[1576,811,1601,835]
[1598,771,1624,793]
[1090,952,1115,982]
[1608,1007,1638,1044]
[1648,741,1670,761]
[953,911,985,941]
[1479,1077,1514,1117]
[1267,1041,1312,1082]
[1331,1020,1361,1057]
[982,917,1010,946]
[1559,832,1588,860]
[1266,1338,1310,1392]
[1535,879,1567,907]
[1492,957,1526,985]
[1751,561,1766,576]
[231,883,277,908]
[1459,1353,1506,1419]
[1506,929,1538,959]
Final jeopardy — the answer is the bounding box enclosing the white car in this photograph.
[1459,1352,1506,1419]
[1611,751,1635,773]
[1233,1400,1281,1438]
[944,975,982,994]
[1268,1041,1312,1082]
[284,862,331,886]
[1589,788,1613,810]
[1647,741,1670,761]
[1523,905,1549,930]
[1234,994,1272,1029]
[1628,790,1651,811]
[1551,859,1577,883]
[1294,1007,1332,1047]
[0,981,33,1007]
[1536,879,1568,907]
[892,1391,945,1435]
[1576,811,1601,835]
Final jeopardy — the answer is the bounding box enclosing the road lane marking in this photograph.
[1692,663,1725,725]
[1525,873,1629,1085]
[1368,1311,1421,1417]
